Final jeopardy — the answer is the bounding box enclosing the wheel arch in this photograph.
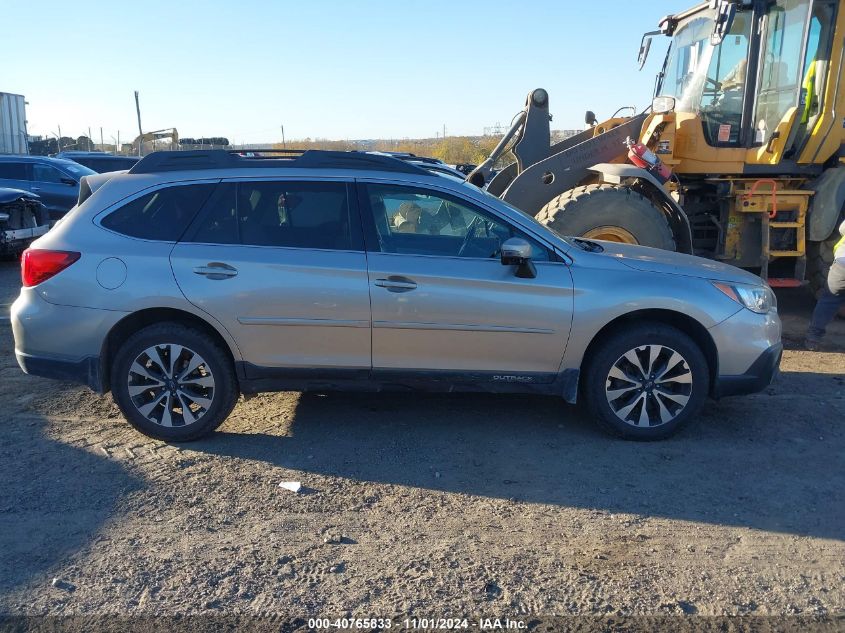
[579,308,718,398]
[588,163,694,254]
[100,307,240,393]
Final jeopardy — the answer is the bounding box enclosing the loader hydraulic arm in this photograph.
[467,89,552,187]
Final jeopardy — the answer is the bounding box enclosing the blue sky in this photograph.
[2,0,692,144]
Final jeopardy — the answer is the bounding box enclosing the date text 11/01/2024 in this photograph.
[308,617,527,630]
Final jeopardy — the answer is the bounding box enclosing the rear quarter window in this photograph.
[101,183,215,241]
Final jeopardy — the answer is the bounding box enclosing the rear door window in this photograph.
[101,183,216,241]
[0,162,29,180]
[189,180,357,250]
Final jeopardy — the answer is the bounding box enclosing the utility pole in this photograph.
[443,124,446,139]
[100,127,104,150]
[281,124,286,148]
[117,131,120,154]
[88,126,92,150]
[134,91,143,157]
[57,125,62,152]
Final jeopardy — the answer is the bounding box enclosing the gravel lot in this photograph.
[1,259,843,625]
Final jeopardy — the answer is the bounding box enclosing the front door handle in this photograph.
[374,276,417,292]
[193,262,238,280]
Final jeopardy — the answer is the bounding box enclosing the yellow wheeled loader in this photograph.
[471,0,845,291]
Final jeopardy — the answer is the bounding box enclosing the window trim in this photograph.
[94,179,221,243]
[355,179,563,263]
[181,178,365,252]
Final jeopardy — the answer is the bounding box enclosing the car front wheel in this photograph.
[111,322,238,442]
[582,323,709,440]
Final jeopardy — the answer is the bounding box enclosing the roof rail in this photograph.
[128,149,431,176]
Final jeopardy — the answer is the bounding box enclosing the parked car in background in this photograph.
[0,155,95,221]
[55,151,140,174]
[371,152,466,180]
[12,149,781,443]
[0,188,49,255]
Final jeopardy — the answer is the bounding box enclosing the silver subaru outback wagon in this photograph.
[11,150,782,441]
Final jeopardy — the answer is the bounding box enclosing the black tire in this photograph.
[537,184,677,251]
[581,323,709,441]
[807,229,841,296]
[111,322,238,442]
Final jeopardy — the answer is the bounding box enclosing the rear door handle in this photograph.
[374,276,417,292]
[193,262,238,279]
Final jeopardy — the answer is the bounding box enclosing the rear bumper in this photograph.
[712,342,782,398]
[12,289,123,393]
[15,350,104,392]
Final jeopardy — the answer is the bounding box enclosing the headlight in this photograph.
[712,281,776,314]
[652,95,676,114]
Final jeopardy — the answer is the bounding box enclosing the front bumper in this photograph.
[712,342,782,398]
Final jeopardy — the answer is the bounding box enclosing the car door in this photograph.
[170,178,371,377]
[360,181,574,383]
[30,162,76,215]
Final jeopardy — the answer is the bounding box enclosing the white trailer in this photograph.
[0,93,28,155]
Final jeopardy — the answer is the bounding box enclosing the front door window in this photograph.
[32,164,66,184]
[366,184,548,261]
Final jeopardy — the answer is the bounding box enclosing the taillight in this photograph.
[21,249,81,287]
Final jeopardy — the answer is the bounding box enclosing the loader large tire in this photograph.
[807,229,841,296]
[537,184,677,251]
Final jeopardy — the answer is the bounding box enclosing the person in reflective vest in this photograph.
[806,218,845,350]
[801,59,819,125]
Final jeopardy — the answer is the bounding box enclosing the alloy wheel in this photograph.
[604,344,693,428]
[127,343,216,428]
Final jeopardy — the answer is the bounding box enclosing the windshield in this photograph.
[656,8,753,145]
[58,161,97,177]
[658,14,715,110]
[471,183,547,228]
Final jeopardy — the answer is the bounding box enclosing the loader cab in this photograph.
[645,0,837,167]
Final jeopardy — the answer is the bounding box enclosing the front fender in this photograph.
[589,162,694,254]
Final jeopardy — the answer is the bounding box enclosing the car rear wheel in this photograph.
[582,323,709,440]
[111,322,238,442]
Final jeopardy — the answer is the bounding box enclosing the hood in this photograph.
[0,187,40,204]
[591,240,766,285]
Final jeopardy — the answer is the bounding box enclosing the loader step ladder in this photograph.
[738,179,812,287]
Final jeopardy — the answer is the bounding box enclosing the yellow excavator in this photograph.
[132,128,179,155]
[472,0,845,291]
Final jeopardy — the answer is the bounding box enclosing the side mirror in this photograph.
[585,110,597,126]
[500,237,537,279]
[60,177,77,186]
[637,30,661,70]
[638,37,652,69]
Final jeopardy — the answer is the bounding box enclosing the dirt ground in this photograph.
[0,259,843,626]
